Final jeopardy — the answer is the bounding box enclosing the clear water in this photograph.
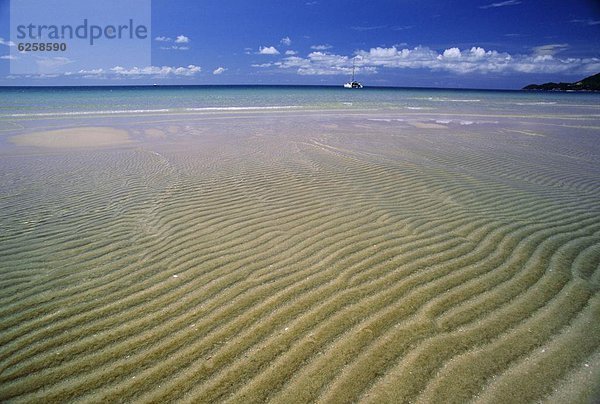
[1,85,599,403]
[1,85,599,118]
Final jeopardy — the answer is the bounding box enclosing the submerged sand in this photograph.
[0,110,599,403]
[9,126,132,148]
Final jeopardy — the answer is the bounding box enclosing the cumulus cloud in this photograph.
[442,47,462,59]
[311,44,333,50]
[156,35,190,49]
[254,45,600,77]
[0,37,16,47]
[259,46,280,55]
[285,50,298,55]
[359,45,599,74]
[213,67,226,75]
[257,52,376,76]
[479,0,521,9]
[283,52,351,75]
[280,37,292,46]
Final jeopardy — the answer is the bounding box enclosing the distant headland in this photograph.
[523,72,600,92]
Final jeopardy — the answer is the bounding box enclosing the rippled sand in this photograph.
[1,109,599,403]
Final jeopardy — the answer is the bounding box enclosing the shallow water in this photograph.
[0,86,599,403]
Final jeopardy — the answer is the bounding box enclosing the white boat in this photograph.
[344,59,363,89]
[344,80,363,89]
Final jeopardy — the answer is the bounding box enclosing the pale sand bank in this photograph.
[10,126,132,148]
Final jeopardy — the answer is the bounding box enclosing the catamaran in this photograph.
[344,59,363,89]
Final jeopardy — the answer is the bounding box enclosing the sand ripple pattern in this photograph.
[1,114,599,403]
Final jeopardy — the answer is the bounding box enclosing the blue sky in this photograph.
[1,0,599,88]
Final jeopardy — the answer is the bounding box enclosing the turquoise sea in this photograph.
[1,85,600,118]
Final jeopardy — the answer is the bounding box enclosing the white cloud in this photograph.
[259,46,280,55]
[77,68,105,75]
[0,37,16,47]
[480,0,521,9]
[267,52,376,76]
[532,44,569,56]
[213,67,226,75]
[305,1,318,5]
[160,45,189,51]
[285,50,298,55]
[280,36,292,46]
[251,63,274,68]
[110,65,200,76]
[175,35,190,44]
[442,47,462,59]
[33,74,60,79]
[255,45,600,77]
[59,65,201,78]
[156,36,189,49]
[311,44,333,50]
[73,68,108,79]
[1,55,17,60]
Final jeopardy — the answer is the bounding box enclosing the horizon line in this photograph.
[0,83,547,92]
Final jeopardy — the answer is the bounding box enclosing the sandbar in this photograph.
[10,126,132,148]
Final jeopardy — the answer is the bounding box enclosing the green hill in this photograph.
[523,72,600,91]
